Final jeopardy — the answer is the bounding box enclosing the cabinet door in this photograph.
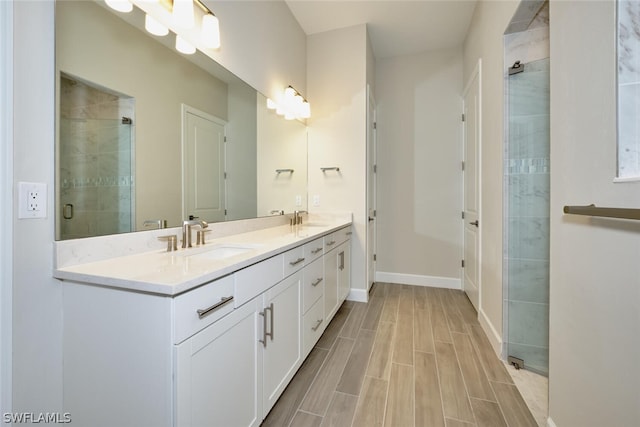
[324,248,339,320]
[175,299,262,427]
[337,241,351,302]
[262,271,302,415]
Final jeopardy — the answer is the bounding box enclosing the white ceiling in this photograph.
[285,0,478,59]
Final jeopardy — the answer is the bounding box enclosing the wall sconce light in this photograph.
[267,86,311,120]
[106,0,221,53]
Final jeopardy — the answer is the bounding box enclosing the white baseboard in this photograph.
[479,308,502,357]
[547,417,557,427]
[347,288,368,303]
[375,271,461,289]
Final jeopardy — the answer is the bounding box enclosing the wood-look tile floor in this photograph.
[262,283,539,427]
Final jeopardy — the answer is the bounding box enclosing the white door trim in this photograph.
[0,0,13,417]
[462,58,482,311]
[366,84,377,293]
[181,104,228,221]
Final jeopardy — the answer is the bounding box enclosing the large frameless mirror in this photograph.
[55,0,308,240]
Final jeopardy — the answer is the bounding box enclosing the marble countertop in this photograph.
[53,218,351,296]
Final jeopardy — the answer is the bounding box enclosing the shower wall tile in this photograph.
[509,73,549,118]
[507,301,549,348]
[506,115,550,160]
[506,259,549,304]
[507,217,549,261]
[507,174,550,217]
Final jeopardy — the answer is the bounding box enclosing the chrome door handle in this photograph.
[268,302,274,342]
[311,277,323,287]
[469,220,479,227]
[259,307,269,348]
[368,217,374,222]
[197,296,233,319]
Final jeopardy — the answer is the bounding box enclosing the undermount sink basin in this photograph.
[180,243,263,261]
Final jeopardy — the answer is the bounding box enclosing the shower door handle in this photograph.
[469,220,479,227]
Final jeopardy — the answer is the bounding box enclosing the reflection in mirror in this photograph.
[55,1,307,240]
[617,0,640,179]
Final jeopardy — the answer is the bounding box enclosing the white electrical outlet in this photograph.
[18,182,47,219]
[295,195,302,206]
[312,195,320,207]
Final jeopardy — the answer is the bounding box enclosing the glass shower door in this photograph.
[505,58,550,375]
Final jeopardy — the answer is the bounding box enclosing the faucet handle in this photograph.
[196,229,212,245]
[158,235,178,252]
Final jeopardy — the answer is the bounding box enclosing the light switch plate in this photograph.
[312,195,320,207]
[18,182,47,219]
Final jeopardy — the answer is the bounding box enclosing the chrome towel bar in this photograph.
[563,204,640,220]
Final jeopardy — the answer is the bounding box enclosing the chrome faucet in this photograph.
[292,210,307,225]
[182,219,208,248]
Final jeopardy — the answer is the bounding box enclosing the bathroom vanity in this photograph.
[54,216,352,427]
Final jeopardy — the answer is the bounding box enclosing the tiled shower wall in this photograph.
[59,76,135,239]
[503,2,550,375]
[618,0,640,179]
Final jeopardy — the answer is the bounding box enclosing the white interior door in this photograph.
[462,60,481,311]
[183,105,226,223]
[366,85,377,292]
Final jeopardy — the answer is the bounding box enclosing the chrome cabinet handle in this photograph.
[259,305,269,348]
[311,247,323,254]
[339,251,345,270]
[197,296,233,319]
[311,277,323,287]
[469,220,479,227]
[311,319,323,331]
[289,257,305,266]
[268,303,274,342]
[326,240,336,246]
[346,232,353,236]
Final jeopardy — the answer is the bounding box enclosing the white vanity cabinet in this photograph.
[323,227,352,320]
[175,298,262,427]
[261,271,302,414]
[60,222,352,427]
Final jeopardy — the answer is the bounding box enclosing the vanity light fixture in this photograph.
[267,86,311,120]
[109,0,221,52]
[105,0,133,13]
[175,34,196,54]
[145,14,169,36]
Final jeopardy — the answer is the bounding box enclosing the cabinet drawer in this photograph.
[173,275,235,344]
[302,297,325,357]
[304,237,324,264]
[302,258,324,313]
[324,232,339,251]
[283,245,306,276]
[331,226,352,246]
[234,255,283,307]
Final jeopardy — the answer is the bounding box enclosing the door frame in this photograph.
[181,104,228,221]
[462,58,482,311]
[366,84,377,293]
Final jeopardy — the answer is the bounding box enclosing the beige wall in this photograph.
[56,1,228,230]
[462,0,519,349]
[549,1,640,426]
[256,93,308,217]
[307,24,369,298]
[375,47,463,284]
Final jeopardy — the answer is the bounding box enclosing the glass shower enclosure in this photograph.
[504,58,550,375]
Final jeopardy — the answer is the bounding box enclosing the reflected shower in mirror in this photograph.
[55,0,307,240]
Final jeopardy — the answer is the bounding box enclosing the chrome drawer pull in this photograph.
[346,231,352,236]
[311,277,323,287]
[289,257,305,266]
[311,247,323,254]
[326,240,336,246]
[197,296,234,319]
[311,319,323,331]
